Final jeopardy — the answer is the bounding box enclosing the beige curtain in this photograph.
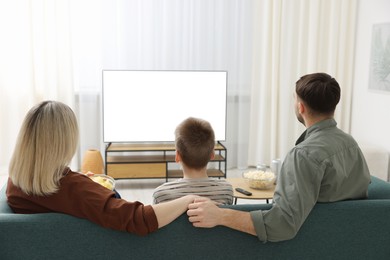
[0,0,75,173]
[0,0,357,173]
[247,0,357,167]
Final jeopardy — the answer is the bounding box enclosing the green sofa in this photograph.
[1,176,390,260]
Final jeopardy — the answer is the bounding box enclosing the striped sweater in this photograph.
[152,178,234,205]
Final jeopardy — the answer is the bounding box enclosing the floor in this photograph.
[0,168,267,205]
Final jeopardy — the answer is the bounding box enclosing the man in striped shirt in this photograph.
[153,117,233,205]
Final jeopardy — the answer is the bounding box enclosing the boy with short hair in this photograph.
[153,117,233,205]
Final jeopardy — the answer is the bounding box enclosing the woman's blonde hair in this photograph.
[9,101,79,196]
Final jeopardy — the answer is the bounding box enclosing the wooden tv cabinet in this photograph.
[104,142,227,180]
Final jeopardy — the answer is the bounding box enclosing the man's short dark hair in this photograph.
[295,72,340,115]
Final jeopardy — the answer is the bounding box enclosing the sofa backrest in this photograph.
[1,175,390,259]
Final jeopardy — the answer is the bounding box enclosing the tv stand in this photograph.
[104,142,227,180]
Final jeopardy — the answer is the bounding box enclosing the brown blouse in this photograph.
[6,168,158,236]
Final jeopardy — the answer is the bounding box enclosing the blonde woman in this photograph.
[6,100,199,235]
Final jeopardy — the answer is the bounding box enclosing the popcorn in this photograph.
[90,175,115,190]
[243,170,275,189]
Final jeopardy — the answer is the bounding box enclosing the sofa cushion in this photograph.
[368,176,390,199]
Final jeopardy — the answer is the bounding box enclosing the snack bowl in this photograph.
[242,170,275,190]
[89,174,115,190]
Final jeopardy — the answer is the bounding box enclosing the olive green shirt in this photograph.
[250,119,371,242]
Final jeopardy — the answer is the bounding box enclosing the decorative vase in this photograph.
[81,149,104,174]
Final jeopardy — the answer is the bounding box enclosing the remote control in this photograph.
[235,187,252,196]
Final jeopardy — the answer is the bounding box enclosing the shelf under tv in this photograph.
[104,141,227,181]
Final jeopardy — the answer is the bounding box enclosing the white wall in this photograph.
[351,0,390,180]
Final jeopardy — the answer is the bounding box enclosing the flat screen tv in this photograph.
[102,70,227,143]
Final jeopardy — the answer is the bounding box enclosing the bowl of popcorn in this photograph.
[242,170,275,190]
[89,174,115,190]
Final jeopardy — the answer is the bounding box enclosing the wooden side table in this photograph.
[226,178,275,204]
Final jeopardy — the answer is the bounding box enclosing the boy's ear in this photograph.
[210,151,215,160]
[175,151,181,163]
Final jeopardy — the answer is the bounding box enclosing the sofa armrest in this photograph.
[368,175,390,199]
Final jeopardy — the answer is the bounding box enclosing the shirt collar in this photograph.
[295,118,337,145]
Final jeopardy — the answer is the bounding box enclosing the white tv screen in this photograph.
[102,70,227,143]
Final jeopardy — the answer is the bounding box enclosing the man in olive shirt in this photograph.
[187,72,371,242]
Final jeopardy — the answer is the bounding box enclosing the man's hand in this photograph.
[187,198,222,228]
[187,197,257,236]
